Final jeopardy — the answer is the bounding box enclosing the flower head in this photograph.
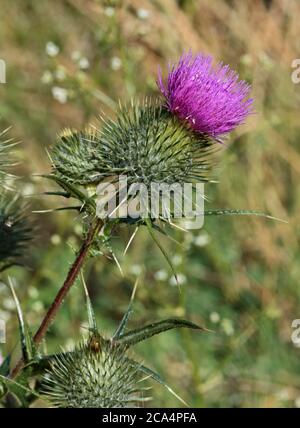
[158,52,253,139]
[43,337,145,408]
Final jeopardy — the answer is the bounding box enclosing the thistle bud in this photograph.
[52,101,216,190]
[43,336,146,408]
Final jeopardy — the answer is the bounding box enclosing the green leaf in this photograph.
[0,355,11,377]
[8,277,36,363]
[136,363,188,407]
[115,318,205,347]
[145,218,178,285]
[0,373,45,407]
[81,271,98,333]
[203,209,286,222]
[43,190,71,198]
[25,355,53,376]
[113,279,138,339]
[151,222,184,247]
[40,174,96,214]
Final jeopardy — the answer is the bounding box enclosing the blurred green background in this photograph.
[0,0,300,408]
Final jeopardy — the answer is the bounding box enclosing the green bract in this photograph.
[51,101,217,189]
[43,338,145,408]
[0,127,16,188]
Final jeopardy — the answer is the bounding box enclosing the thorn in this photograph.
[123,226,138,255]
[130,277,139,302]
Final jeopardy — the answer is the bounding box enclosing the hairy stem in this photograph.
[10,218,103,379]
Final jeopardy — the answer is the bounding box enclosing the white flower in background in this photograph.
[169,273,186,286]
[46,41,59,57]
[51,234,61,245]
[28,286,39,299]
[105,7,115,17]
[111,56,122,71]
[52,86,68,104]
[32,301,44,312]
[240,53,252,66]
[79,57,90,70]
[194,231,211,247]
[130,264,142,276]
[209,312,220,324]
[275,389,289,402]
[221,318,234,336]
[2,297,16,310]
[41,70,53,84]
[55,67,66,81]
[71,50,81,62]
[137,8,150,20]
[71,51,89,70]
[154,269,168,282]
[172,254,182,266]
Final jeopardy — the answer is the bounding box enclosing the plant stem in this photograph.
[10,218,103,379]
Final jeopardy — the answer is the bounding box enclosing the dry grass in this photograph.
[0,0,299,407]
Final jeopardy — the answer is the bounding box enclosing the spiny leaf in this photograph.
[0,373,45,406]
[81,271,98,333]
[0,355,11,377]
[115,318,205,347]
[136,363,188,407]
[8,277,36,363]
[40,174,96,214]
[203,209,286,222]
[150,222,184,248]
[113,278,138,340]
[43,190,71,198]
[33,205,82,214]
[145,218,178,285]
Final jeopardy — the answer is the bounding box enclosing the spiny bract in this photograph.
[0,193,32,271]
[51,101,217,188]
[0,127,16,188]
[43,336,147,408]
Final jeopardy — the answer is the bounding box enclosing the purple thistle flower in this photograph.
[158,52,254,139]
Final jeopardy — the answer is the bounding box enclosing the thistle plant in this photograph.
[42,282,202,408]
[50,53,253,207]
[0,52,273,408]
